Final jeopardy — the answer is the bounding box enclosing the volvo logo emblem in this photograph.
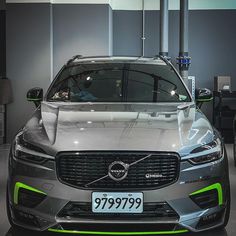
[108,161,129,181]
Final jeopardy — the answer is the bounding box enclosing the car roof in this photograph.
[67,56,168,66]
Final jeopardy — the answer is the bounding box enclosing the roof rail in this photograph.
[153,55,172,66]
[66,55,83,65]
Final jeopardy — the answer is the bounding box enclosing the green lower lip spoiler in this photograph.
[48,229,189,235]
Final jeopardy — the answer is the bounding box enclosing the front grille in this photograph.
[57,152,180,189]
[58,202,179,221]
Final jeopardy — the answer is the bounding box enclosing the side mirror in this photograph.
[27,87,43,107]
[195,88,213,103]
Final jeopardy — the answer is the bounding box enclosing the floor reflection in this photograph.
[5,227,51,236]
[5,227,229,236]
[187,229,228,236]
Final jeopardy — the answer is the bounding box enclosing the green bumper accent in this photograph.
[14,182,46,205]
[190,183,223,205]
[48,229,188,235]
[196,97,213,102]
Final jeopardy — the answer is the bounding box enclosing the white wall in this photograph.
[6,0,112,3]
[111,0,236,10]
[6,0,236,10]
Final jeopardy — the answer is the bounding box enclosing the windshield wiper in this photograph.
[47,99,71,102]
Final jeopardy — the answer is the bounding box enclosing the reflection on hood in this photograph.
[23,102,214,157]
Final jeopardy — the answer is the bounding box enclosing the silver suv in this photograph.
[7,56,230,234]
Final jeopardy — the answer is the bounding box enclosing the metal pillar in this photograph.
[141,0,146,57]
[159,0,169,57]
[177,0,191,86]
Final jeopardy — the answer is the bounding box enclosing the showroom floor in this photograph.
[0,144,235,236]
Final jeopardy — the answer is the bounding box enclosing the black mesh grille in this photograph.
[58,202,179,220]
[57,152,180,190]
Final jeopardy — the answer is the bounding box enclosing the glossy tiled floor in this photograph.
[0,144,236,236]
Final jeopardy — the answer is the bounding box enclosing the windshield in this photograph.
[47,62,191,103]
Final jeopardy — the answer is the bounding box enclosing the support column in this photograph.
[177,0,191,86]
[159,0,169,57]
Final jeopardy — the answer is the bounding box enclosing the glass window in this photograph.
[47,62,191,103]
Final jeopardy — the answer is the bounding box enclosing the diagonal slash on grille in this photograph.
[84,154,152,187]
[129,154,152,167]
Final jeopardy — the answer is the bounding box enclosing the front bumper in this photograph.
[8,153,229,234]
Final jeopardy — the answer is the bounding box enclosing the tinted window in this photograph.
[47,62,191,103]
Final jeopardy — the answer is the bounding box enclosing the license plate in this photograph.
[92,192,143,213]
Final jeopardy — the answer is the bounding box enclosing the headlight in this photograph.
[12,132,47,164]
[189,151,222,165]
[189,139,223,165]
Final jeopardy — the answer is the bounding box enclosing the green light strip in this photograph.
[14,182,46,205]
[48,229,188,235]
[190,183,223,205]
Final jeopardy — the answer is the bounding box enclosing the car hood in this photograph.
[23,102,215,157]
